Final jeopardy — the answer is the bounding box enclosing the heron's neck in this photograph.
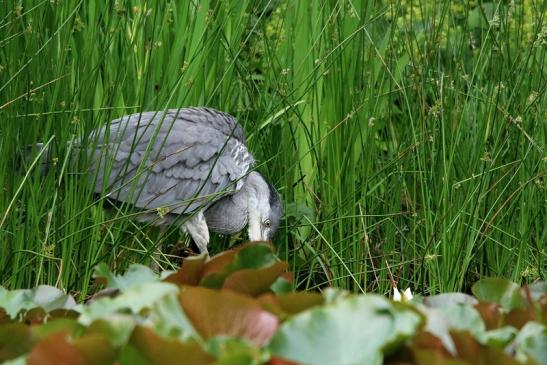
[241,172,270,240]
[203,191,248,234]
[242,171,269,199]
[238,171,269,211]
[202,172,267,236]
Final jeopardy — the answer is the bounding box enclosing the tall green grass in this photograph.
[1,0,545,299]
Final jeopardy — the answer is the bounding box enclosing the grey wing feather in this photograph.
[89,108,254,215]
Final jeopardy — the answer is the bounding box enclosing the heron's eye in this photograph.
[264,219,271,228]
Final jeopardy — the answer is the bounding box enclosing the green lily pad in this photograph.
[151,291,199,341]
[0,286,76,318]
[206,337,265,365]
[84,315,136,348]
[513,322,547,365]
[269,277,292,295]
[424,293,478,308]
[269,294,422,365]
[94,263,158,291]
[79,282,178,325]
[527,282,547,302]
[472,278,525,311]
[437,303,486,340]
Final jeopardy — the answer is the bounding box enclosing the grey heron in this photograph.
[88,107,282,253]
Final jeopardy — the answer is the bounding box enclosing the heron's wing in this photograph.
[89,108,254,214]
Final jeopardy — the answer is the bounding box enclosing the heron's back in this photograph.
[89,108,254,219]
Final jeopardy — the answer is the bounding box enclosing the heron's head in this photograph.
[246,172,283,242]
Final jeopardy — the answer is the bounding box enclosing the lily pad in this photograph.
[206,337,265,365]
[437,303,486,340]
[472,278,525,311]
[122,326,215,365]
[165,243,281,291]
[151,291,199,341]
[79,282,178,325]
[179,286,279,346]
[0,286,76,318]
[84,316,136,347]
[512,321,547,365]
[526,282,547,302]
[163,254,208,286]
[222,261,288,296]
[424,293,478,308]
[94,263,158,291]
[269,294,422,365]
[0,323,34,361]
[200,243,279,289]
[27,331,116,365]
[259,292,324,319]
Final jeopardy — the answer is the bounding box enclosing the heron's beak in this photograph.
[260,227,269,242]
[248,218,261,241]
[248,222,270,242]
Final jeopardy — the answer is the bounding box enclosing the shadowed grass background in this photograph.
[0,0,545,299]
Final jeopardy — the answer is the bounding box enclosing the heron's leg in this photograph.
[184,211,210,254]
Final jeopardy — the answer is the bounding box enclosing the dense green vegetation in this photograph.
[0,244,545,365]
[0,0,545,299]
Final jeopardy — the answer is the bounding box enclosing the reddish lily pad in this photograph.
[474,303,502,330]
[0,323,34,361]
[27,331,83,365]
[411,331,452,356]
[412,348,468,365]
[268,356,300,365]
[259,292,324,319]
[222,261,288,296]
[32,318,83,340]
[200,243,278,289]
[201,250,239,278]
[179,286,279,346]
[125,326,215,365]
[164,254,208,286]
[505,308,535,330]
[72,334,118,365]
[164,243,281,291]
